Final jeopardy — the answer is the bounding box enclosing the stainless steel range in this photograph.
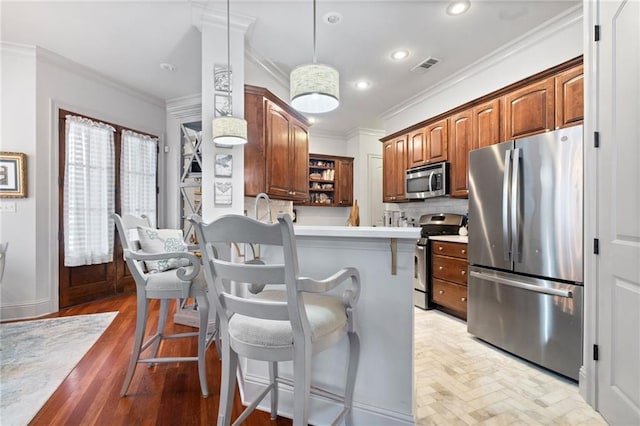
[414,213,466,309]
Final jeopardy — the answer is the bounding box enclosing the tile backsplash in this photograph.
[384,197,468,226]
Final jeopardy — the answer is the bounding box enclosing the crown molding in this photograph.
[1,41,36,57]
[345,127,386,140]
[166,94,202,120]
[32,45,165,108]
[191,1,255,33]
[381,5,583,121]
[244,44,290,90]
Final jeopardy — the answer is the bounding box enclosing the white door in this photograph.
[368,154,384,226]
[596,0,640,423]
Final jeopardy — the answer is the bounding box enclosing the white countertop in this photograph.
[429,235,468,243]
[293,225,421,239]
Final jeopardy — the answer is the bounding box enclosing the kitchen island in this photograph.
[238,226,420,425]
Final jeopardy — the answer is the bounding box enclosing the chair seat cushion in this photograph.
[145,266,206,294]
[228,290,346,348]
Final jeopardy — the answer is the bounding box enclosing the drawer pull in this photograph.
[461,297,467,302]
[439,266,444,270]
[461,249,466,254]
[461,270,466,275]
[438,246,443,251]
[439,290,444,295]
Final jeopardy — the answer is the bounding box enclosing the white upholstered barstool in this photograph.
[190,213,360,426]
[113,213,216,397]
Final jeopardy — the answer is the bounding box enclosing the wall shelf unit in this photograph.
[297,153,353,207]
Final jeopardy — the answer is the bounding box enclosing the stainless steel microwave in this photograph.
[405,162,449,199]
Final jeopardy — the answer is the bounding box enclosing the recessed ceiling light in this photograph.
[390,50,410,61]
[159,63,175,71]
[323,12,342,25]
[355,80,370,90]
[308,117,317,124]
[447,0,471,16]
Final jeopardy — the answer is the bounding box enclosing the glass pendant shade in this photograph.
[212,116,247,145]
[290,64,340,114]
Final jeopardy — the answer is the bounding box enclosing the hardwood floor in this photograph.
[30,293,292,425]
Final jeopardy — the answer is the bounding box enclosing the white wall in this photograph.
[0,43,166,320]
[0,44,37,312]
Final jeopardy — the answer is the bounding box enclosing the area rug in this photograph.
[0,312,117,425]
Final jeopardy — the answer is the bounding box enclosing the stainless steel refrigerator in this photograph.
[467,125,583,381]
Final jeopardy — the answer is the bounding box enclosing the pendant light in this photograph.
[212,0,247,145]
[290,0,339,114]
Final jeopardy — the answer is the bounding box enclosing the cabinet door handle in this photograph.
[439,290,444,295]
[438,266,444,270]
[438,246,443,251]
[461,249,466,255]
[461,297,467,302]
[461,270,466,275]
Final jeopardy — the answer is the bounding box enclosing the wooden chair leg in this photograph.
[218,340,238,426]
[197,294,209,397]
[292,342,311,426]
[121,295,148,396]
[269,362,278,420]
[344,330,360,426]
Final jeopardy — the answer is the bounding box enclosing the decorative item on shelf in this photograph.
[212,0,247,146]
[289,0,339,114]
[0,152,27,198]
[347,200,360,226]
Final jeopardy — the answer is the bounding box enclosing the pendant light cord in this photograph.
[226,0,232,115]
[312,0,317,64]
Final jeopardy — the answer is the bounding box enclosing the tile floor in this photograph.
[414,309,607,425]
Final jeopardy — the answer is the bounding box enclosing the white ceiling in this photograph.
[0,0,580,136]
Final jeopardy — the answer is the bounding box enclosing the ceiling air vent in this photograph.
[411,57,441,73]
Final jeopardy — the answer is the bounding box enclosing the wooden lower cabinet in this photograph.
[431,240,468,319]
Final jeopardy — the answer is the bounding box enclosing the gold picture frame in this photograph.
[0,152,27,198]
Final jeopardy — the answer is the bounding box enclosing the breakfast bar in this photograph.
[237,226,420,425]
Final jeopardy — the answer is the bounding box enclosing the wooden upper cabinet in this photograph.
[407,128,427,168]
[245,85,310,201]
[336,157,354,206]
[504,78,555,139]
[382,136,407,202]
[555,64,584,129]
[448,110,473,198]
[290,120,310,199]
[426,119,448,163]
[473,98,502,150]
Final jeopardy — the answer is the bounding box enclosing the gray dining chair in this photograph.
[190,213,361,426]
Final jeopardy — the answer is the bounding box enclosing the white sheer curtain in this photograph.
[64,115,115,267]
[121,130,157,226]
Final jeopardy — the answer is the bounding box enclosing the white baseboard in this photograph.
[240,372,415,425]
[0,298,54,321]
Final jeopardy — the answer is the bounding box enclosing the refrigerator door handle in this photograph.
[502,149,512,261]
[470,270,573,298]
[511,148,521,263]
